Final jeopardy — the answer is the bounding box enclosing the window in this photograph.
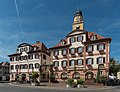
[15,65,19,69]
[10,57,14,62]
[87,45,93,52]
[70,37,75,43]
[70,48,75,54]
[28,54,33,60]
[43,54,46,60]
[54,50,59,56]
[16,57,19,61]
[11,65,14,70]
[86,58,93,65]
[35,63,39,69]
[97,57,105,64]
[77,59,83,66]
[97,44,105,51]
[35,53,39,59]
[62,60,67,67]
[69,60,75,66]
[24,64,28,69]
[20,65,24,69]
[77,47,83,53]
[54,61,59,67]
[29,64,33,69]
[61,73,67,79]
[62,49,67,55]
[91,35,97,40]
[73,72,80,79]
[77,36,83,42]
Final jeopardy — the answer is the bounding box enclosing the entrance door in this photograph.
[22,74,26,81]
[85,72,93,80]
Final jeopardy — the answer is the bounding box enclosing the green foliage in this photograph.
[32,72,39,78]
[109,57,120,76]
[66,78,74,85]
[77,78,84,85]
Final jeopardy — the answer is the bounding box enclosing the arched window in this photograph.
[73,72,80,79]
[77,47,83,53]
[29,64,33,69]
[35,63,40,69]
[77,59,83,66]
[24,64,28,69]
[69,60,75,66]
[54,61,59,67]
[61,72,67,79]
[62,60,67,67]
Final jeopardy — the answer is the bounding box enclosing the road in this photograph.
[0,83,120,92]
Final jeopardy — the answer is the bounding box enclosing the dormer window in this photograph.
[87,45,93,52]
[91,35,97,41]
[70,37,75,43]
[77,36,83,42]
[61,40,66,45]
[97,44,105,51]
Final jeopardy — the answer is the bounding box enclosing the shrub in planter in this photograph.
[77,78,84,85]
[66,78,74,86]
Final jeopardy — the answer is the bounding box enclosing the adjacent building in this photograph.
[0,62,10,81]
[49,10,112,81]
[8,41,51,82]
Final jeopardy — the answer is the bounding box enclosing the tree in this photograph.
[96,65,100,82]
[109,57,120,76]
[32,72,39,83]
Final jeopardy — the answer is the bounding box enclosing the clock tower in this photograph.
[72,9,84,31]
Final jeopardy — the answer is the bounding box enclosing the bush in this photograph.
[77,78,84,85]
[66,78,74,85]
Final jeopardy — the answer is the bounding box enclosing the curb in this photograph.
[9,83,113,91]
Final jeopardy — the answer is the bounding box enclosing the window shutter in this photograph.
[82,36,83,41]
[103,44,105,49]
[103,57,105,63]
[92,58,93,64]
[69,49,71,54]
[74,37,76,42]
[97,58,99,64]
[97,45,99,50]
[69,38,71,43]
[92,45,94,51]
[61,50,63,55]
[86,59,88,64]
[69,61,71,66]
[86,46,88,52]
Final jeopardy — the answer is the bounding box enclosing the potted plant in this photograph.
[31,72,39,86]
[66,78,74,88]
[77,78,84,88]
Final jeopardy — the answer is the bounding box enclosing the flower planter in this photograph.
[66,84,70,88]
[77,84,81,88]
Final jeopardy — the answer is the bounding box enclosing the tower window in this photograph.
[77,36,83,42]
[70,37,75,43]
[91,35,97,40]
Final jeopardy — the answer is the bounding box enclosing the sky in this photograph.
[0,0,120,62]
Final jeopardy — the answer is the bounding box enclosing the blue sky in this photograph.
[0,0,120,62]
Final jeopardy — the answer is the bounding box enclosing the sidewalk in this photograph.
[9,81,113,91]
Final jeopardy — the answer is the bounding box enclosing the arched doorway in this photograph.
[85,71,93,80]
[22,74,26,81]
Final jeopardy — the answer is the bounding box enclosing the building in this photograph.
[49,10,112,81]
[0,62,10,81]
[8,41,51,82]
